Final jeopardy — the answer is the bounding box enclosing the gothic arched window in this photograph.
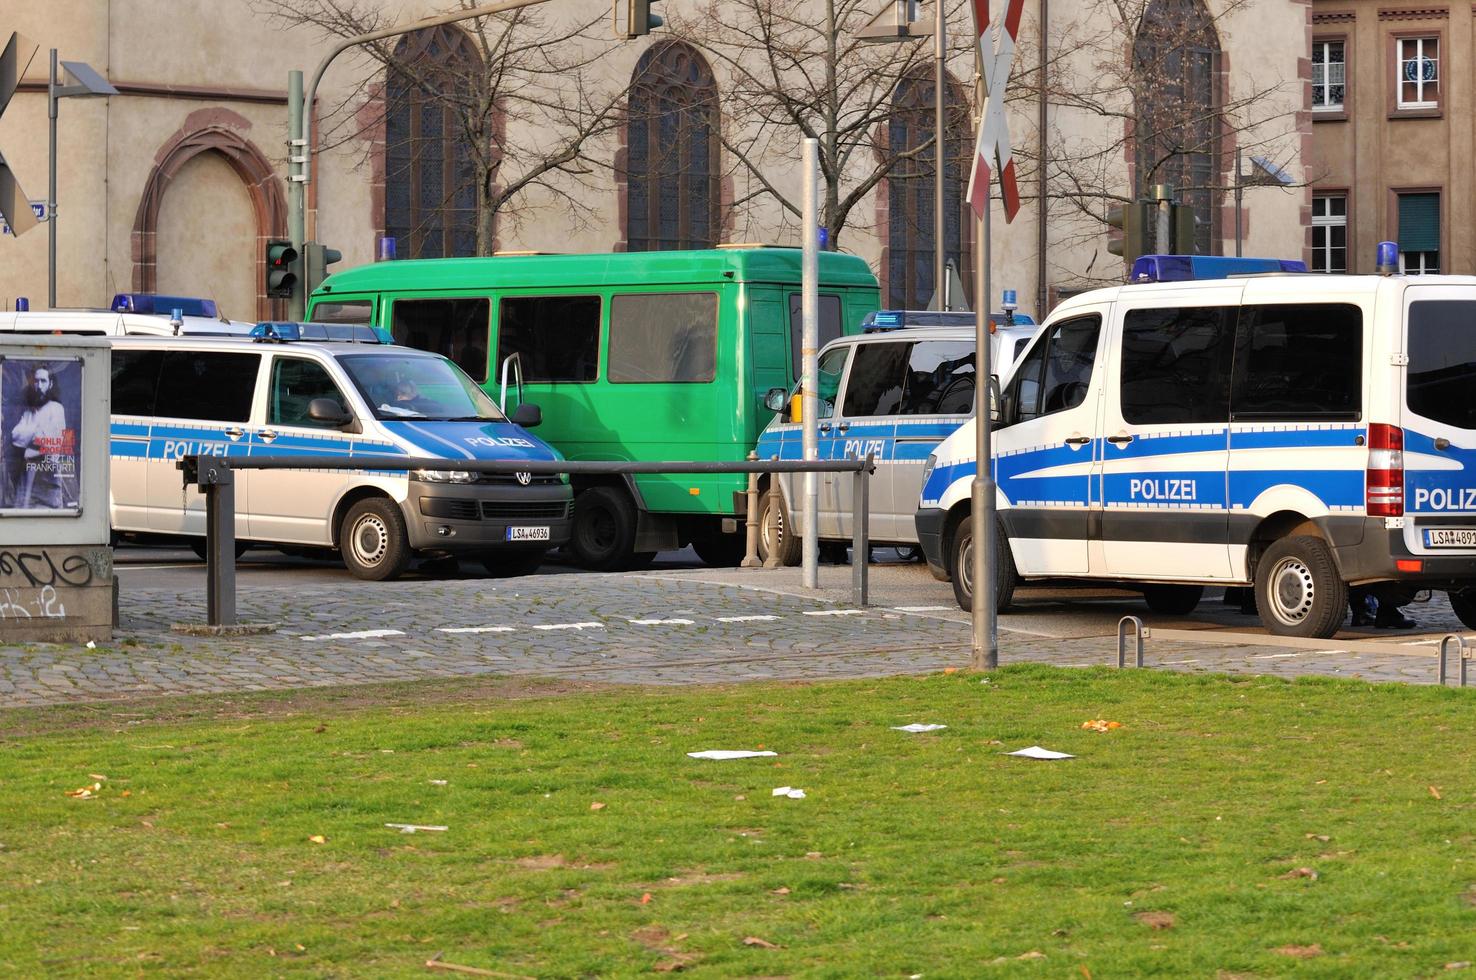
[1133,0,1221,254]
[625,41,721,251]
[887,71,973,310]
[385,26,482,258]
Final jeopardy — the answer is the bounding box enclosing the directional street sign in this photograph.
[965,0,1023,222]
[0,32,40,238]
[0,200,47,236]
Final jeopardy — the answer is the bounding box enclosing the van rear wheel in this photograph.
[949,517,1018,613]
[1255,535,1346,638]
[1141,585,1204,616]
[340,497,411,581]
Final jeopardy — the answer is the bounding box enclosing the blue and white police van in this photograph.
[916,252,1476,637]
[109,323,571,580]
[754,306,1036,564]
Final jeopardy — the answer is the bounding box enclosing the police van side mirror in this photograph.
[764,387,787,413]
[511,402,542,428]
[308,397,353,427]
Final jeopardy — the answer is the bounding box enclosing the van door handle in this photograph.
[1436,437,1451,451]
[837,421,850,432]
[819,422,832,434]
[224,427,245,441]
[258,429,279,444]
[1065,436,1091,446]
[1107,434,1134,444]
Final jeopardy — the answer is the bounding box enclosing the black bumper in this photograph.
[405,481,573,552]
[1332,517,1476,589]
[915,506,950,580]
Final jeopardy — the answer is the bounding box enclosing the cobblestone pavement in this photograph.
[1,566,1470,708]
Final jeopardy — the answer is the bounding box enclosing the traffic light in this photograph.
[1106,202,1149,264]
[1171,203,1198,255]
[625,0,663,36]
[302,242,343,298]
[265,239,298,299]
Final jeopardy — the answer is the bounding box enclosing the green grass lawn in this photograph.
[3,666,1476,977]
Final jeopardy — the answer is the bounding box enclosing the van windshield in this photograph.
[1408,300,1476,429]
[338,352,505,422]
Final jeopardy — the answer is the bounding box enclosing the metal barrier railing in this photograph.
[180,453,875,628]
[1117,615,1149,668]
[1439,633,1472,687]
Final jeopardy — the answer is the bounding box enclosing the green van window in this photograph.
[497,295,601,383]
[391,298,490,382]
[608,293,718,383]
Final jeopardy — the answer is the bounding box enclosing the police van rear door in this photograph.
[1401,284,1476,556]
[1098,286,1242,580]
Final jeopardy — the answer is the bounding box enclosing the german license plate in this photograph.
[1423,528,1476,548]
[506,526,550,542]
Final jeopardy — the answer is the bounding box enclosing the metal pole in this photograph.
[971,66,997,670]
[763,457,783,569]
[801,137,820,589]
[47,48,57,309]
[741,450,761,568]
[1153,182,1172,255]
[204,468,238,627]
[287,70,305,320]
[852,456,871,607]
[1234,148,1243,258]
[933,1,947,308]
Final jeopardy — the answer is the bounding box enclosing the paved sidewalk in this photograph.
[0,564,1468,708]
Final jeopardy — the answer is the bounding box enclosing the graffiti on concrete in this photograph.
[0,584,66,619]
[0,549,94,588]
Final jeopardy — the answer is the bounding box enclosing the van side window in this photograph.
[270,358,350,428]
[608,293,718,383]
[153,352,259,422]
[1120,307,1236,424]
[112,349,164,416]
[1231,304,1362,421]
[812,346,848,420]
[842,342,908,416]
[901,340,975,415]
[391,298,490,383]
[313,300,373,325]
[1408,300,1476,428]
[789,293,843,378]
[497,296,600,383]
[1006,315,1101,425]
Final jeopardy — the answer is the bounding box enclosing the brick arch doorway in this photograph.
[132,113,287,320]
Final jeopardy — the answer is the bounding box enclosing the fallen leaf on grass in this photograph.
[1080,719,1123,733]
[64,783,102,799]
[1275,944,1323,959]
[771,887,790,896]
[1305,833,1330,842]
[88,773,107,781]
[1281,867,1319,880]
[1017,950,1046,960]
[652,956,698,973]
[743,936,780,949]
[308,835,326,844]
[1430,785,1443,800]
[120,790,132,798]
[1135,911,1175,930]
[590,802,607,811]
[640,892,653,905]
[943,667,958,674]
[1446,961,1471,970]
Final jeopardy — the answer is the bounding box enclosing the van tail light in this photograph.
[1366,423,1404,517]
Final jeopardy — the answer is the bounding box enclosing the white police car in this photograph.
[109,322,571,579]
[917,251,1476,638]
[755,308,1035,563]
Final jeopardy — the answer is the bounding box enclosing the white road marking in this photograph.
[532,622,604,631]
[893,605,955,612]
[1250,651,1326,660]
[437,626,516,634]
[803,609,865,617]
[630,618,695,626]
[715,615,780,623]
[1158,659,1200,665]
[301,629,405,641]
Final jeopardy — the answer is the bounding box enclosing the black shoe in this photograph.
[1375,611,1417,629]
[1351,610,1374,627]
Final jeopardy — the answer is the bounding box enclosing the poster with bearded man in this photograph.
[2,358,82,513]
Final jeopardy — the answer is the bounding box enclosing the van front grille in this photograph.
[482,501,570,520]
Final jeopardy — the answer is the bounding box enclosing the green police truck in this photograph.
[307,248,880,569]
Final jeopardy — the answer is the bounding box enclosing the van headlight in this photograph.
[414,469,475,483]
[921,453,937,485]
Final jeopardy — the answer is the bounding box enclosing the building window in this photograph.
[1396,37,1439,110]
[1311,194,1347,273]
[1133,0,1222,255]
[625,41,721,252]
[1312,40,1345,111]
[1398,192,1439,274]
[384,27,482,259]
[886,70,974,309]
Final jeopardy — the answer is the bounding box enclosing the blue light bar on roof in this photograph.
[111,293,218,317]
[251,321,391,344]
[1130,255,1309,283]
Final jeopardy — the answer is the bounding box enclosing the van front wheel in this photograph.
[949,517,1018,613]
[570,486,638,571]
[340,498,412,581]
[1255,535,1346,638]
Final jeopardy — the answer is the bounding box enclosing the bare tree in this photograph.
[253,0,625,255]
[1023,0,1305,286]
[672,0,978,250]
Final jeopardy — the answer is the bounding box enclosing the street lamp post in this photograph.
[47,50,116,309]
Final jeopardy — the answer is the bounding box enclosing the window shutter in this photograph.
[1399,193,1440,252]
